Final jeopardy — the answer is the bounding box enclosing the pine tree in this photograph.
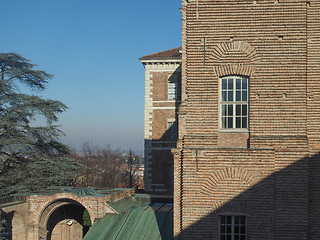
[0,53,82,197]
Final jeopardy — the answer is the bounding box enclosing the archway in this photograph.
[39,199,91,240]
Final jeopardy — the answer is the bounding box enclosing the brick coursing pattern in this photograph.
[141,59,181,193]
[174,0,320,239]
[2,189,134,240]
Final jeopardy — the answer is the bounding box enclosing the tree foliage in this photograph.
[75,142,141,188]
[83,209,92,227]
[0,211,9,240]
[0,53,82,197]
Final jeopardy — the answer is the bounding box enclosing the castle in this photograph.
[142,1,320,239]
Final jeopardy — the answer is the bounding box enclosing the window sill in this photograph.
[218,129,249,133]
[217,131,250,148]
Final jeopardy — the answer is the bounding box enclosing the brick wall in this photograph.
[175,0,319,239]
[141,57,181,193]
[2,189,134,240]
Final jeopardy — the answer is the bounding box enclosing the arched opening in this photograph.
[39,199,91,240]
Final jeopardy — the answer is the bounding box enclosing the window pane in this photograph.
[236,117,241,128]
[222,91,227,101]
[242,78,247,89]
[222,105,227,116]
[228,91,233,101]
[222,117,227,128]
[240,216,246,224]
[221,216,226,224]
[227,216,232,224]
[222,79,227,90]
[242,91,247,101]
[221,77,249,130]
[236,91,241,101]
[220,216,246,240]
[168,82,177,100]
[236,105,241,116]
[228,79,233,90]
[228,105,233,116]
[235,216,240,224]
[236,79,241,89]
[242,117,247,128]
[228,117,233,128]
[242,105,247,116]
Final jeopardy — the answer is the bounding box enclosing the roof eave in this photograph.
[139,58,182,64]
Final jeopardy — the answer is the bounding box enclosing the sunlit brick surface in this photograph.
[174,0,320,239]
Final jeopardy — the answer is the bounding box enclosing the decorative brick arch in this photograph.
[207,41,260,77]
[33,193,95,227]
[200,167,260,196]
[32,193,96,240]
[1,188,132,240]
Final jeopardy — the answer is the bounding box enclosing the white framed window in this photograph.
[220,215,246,240]
[167,121,177,141]
[168,82,177,100]
[220,76,248,129]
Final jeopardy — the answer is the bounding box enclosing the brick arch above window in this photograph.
[209,41,259,64]
[207,40,260,77]
[213,64,256,79]
[200,167,259,196]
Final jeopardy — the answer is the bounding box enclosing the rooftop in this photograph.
[140,47,181,61]
[84,195,173,240]
[0,186,133,208]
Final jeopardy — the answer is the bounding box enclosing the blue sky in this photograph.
[1,0,182,152]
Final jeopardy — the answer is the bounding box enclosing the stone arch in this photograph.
[200,167,259,196]
[34,193,95,226]
[38,198,91,240]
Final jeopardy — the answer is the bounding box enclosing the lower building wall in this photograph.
[308,150,320,239]
[149,149,174,193]
[174,146,310,239]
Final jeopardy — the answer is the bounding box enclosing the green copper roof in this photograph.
[63,187,105,196]
[84,196,173,240]
[10,186,132,197]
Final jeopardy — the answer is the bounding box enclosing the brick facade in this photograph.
[1,188,134,240]
[174,0,320,239]
[140,48,181,194]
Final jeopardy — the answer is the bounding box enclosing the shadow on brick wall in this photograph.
[144,108,179,194]
[175,152,320,239]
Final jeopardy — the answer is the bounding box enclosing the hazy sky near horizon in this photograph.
[1,0,182,152]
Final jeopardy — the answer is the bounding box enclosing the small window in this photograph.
[167,121,177,141]
[168,82,177,100]
[220,76,248,129]
[220,215,246,240]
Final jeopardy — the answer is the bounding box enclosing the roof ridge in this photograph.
[140,47,181,60]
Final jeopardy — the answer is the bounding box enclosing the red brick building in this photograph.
[140,48,181,194]
[0,187,134,240]
[173,0,320,239]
